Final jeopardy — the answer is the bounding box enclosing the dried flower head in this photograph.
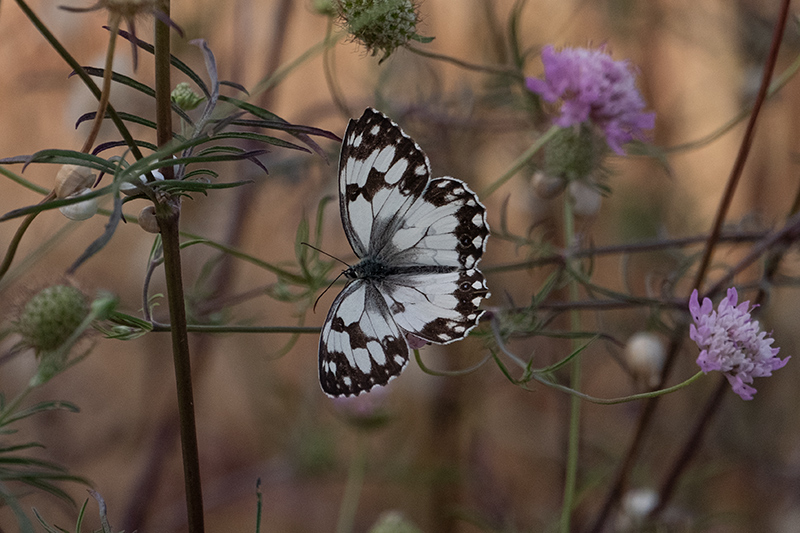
[337,0,432,61]
[527,45,655,155]
[689,288,790,400]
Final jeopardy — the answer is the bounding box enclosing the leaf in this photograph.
[219,96,338,160]
[67,193,124,274]
[151,179,254,195]
[191,39,221,132]
[113,27,210,97]
[75,111,161,134]
[0,149,117,174]
[75,66,195,126]
[93,139,159,155]
[211,131,310,153]
[3,401,80,426]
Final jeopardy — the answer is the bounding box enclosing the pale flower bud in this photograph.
[568,180,602,217]
[54,164,95,199]
[120,169,165,196]
[616,488,658,531]
[625,332,665,387]
[532,171,566,199]
[59,189,98,221]
[138,205,159,233]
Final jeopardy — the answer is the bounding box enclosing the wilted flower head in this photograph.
[337,0,431,61]
[527,45,655,155]
[689,288,789,400]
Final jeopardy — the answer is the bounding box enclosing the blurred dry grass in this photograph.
[1,0,800,532]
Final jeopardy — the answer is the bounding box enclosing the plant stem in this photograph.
[154,2,205,531]
[691,0,791,291]
[480,125,558,199]
[80,15,119,154]
[336,435,367,533]
[158,205,205,533]
[559,187,581,532]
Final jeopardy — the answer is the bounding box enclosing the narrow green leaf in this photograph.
[67,194,124,273]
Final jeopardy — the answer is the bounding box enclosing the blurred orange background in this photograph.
[1,1,800,532]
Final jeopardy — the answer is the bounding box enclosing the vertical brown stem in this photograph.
[154,1,204,532]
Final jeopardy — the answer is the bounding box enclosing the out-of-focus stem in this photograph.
[80,15,119,154]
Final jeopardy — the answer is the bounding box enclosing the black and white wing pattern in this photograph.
[319,108,490,397]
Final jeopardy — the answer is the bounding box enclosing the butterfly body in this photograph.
[319,108,490,397]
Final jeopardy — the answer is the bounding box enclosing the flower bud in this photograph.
[170,82,204,111]
[91,291,119,321]
[120,169,166,196]
[369,511,423,533]
[313,0,336,16]
[54,164,95,199]
[532,171,566,199]
[624,332,665,387]
[568,180,602,217]
[138,205,159,233]
[616,488,658,531]
[59,189,98,221]
[16,285,89,352]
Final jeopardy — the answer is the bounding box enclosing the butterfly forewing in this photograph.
[386,177,489,270]
[320,108,490,397]
[339,109,431,258]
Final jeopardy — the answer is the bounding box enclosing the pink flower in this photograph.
[526,45,655,155]
[689,288,789,400]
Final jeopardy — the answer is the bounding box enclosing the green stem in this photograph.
[0,193,53,283]
[154,2,205,532]
[480,125,558,199]
[0,386,34,427]
[559,187,580,533]
[336,435,367,533]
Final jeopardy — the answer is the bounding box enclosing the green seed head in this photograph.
[170,82,205,111]
[338,0,423,60]
[544,124,607,182]
[16,285,89,352]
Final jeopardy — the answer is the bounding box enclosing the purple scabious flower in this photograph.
[526,45,656,155]
[689,288,789,400]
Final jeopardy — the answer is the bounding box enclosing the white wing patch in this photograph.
[320,108,490,397]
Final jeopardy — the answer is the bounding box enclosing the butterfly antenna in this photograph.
[300,242,351,269]
[299,242,353,313]
[313,270,347,313]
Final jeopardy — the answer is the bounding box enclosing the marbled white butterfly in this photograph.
[319,108,490,397]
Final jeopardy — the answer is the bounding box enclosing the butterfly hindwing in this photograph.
[380,268,489,345]
[319,280,409,397]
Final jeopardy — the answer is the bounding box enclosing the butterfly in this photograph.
[319,108,490,397]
